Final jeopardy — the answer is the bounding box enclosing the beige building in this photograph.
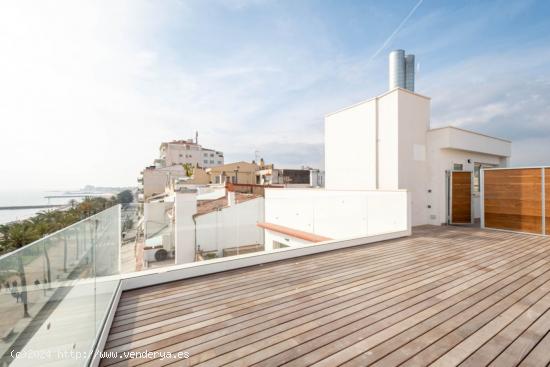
[159,138,223,168]
[207,161,259,185]
[140,164,214,201]
[140,165,187,200]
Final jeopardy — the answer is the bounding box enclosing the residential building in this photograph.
[159,138,224,168]
[139,165,187,200]
[138,135,223,201]
[206,161,259,185]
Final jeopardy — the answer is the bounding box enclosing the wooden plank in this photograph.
[108,236,484,336]
[338,244,550,366]
[428,280,550,366]
[516,320,550,367]
[277,239,550,367]
[458,288,550,366]
[117,227,460,305]
[484,168,543,234]
[111,236,544,362]
[110,231,540,366]
[98,227,550,367]
[110,233,473,325]
[104,234,542,367]
[104,233,507,353]
[451,171,471,224]
[158,237,544,366]
[488,306,550,366]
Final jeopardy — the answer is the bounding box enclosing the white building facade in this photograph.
[325,87,511,226]
[160,139,224,168]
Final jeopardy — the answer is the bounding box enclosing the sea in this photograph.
[0,190,77,225]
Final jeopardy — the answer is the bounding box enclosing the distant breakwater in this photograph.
[0,204,64,211]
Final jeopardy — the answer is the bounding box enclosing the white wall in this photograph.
[196,198,264,254]
[174,192,197,264]
[324,89,429,226]
[396,90,431,226]
[143,165,187,199]
[426,147,504,225]
[378,91,400,189]
[426,127,510,225]
[325,99,377,190]
[143,201,170,236]
[324,88,511,227]
[264,188,410,250]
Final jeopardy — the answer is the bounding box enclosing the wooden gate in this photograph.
[482,167,549,235]
[448,171,473,224]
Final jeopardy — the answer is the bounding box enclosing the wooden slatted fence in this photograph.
[482,167,547,235]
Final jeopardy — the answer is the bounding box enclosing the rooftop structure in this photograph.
[325,87,511,226]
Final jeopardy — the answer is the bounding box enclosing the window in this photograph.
[231,176,237,183]
[217,161,222,164]
[453,163,463,171]
[214,176,221,184]
[210,160,214,164]
[204,160,208,164]
[210,153,214,157]
[204,152,207,157]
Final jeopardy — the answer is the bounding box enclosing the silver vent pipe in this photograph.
[388,49,415,92]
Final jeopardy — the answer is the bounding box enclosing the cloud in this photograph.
[1,0,549,193]
[0,1,185,190]
[423,47,550,157]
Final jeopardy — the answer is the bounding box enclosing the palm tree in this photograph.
[5,223,35,318]
[182,163,194,177]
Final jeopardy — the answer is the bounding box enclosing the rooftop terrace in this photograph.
[100,225,550,367]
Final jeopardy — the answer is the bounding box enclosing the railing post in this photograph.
[543,168,546,235]
[480,169,485,229]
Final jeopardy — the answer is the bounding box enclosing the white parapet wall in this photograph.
[174,192,197,264]
[196,197,265,254]
[264,188,411,250]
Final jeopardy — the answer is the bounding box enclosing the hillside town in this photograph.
[133,134,325,268]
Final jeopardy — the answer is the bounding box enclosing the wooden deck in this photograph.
[101,225,550,367]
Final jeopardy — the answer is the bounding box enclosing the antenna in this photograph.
[254,150,260,163]
[195,131,198,144]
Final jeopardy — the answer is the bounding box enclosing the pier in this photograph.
[0,204,65,211]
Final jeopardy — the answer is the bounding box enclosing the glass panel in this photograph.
[0,205,120,366]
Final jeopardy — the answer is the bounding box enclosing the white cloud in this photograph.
[1,0,549,193]
[422,47,550,152]
[0,1,183,190]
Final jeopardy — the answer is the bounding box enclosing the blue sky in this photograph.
[1,0,550,190]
